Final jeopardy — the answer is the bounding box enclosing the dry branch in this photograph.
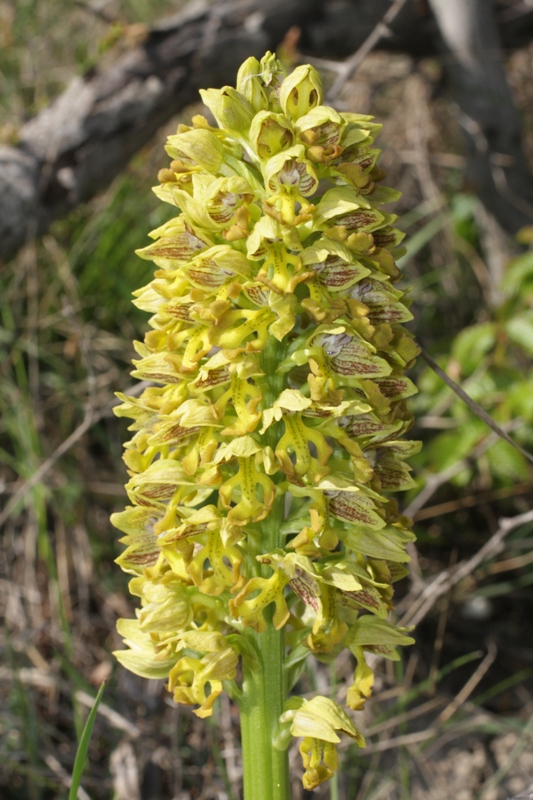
[325,0,412,101]
[2,0,533,264]
[400,508,533,627]
[0,380,151,527]
[404,419,525,518]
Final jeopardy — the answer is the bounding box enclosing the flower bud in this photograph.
[259,51,286,109]
[165,129,224,173]
[236,56,269,112]
[260,51,286,86]
[249,111,294,159]
[200,86,254,133]
[279,64,323,120]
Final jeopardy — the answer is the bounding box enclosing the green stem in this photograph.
[240,601,290,800]
[330,660,339,800]
[239,337,290,800]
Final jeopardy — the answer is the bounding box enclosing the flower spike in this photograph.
[113,52,418,792]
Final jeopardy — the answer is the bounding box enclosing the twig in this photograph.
[365,696,446,737]
[484,548,533,577]
[404,419,523,518]
[326,0,411,101]
[0,409,95,529]
[435,641,497,725]
[363,729,435,754]
[0,666,57,690]
[400,508,533,627]
[428,550,456,687]
[419,347,533,466]
[413,482,532,522]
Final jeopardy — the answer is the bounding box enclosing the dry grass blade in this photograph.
[365,697,446,737]
[44,754,92,800]
[0,410,95,528]
[0,380,151,528]
[435,641,497,725]
[401,508,533,627]
[362,730,435,755]
[413,482,532,521]
[110,741,141,800]
[404,419,524,518]
[478,715,533,799]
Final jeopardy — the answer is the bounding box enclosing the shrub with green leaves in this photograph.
[111,52,418,795]
[414,231,533,487]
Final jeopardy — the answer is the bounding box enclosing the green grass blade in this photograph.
[397,211,450,268]
[69,682,106,800]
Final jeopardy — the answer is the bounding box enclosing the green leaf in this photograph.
[346,616,414,659]
[451,323,496,375]
[507,378,533,420]
[69,682,106,800]
[500,252,533,297]
[397,211,449,268]
[485,440,529,482]
[429,419,485,472]
[284,643,311,691]
[226,633,261,671]
[450,192,478,242]
[505,312,533,355]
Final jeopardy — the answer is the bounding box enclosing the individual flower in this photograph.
[280,695,365,789]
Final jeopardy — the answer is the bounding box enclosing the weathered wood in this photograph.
[2,0,533,263]
[428,0,533,233]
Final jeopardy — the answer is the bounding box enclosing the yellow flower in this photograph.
[199,86,254,133]
[168,632,239,718]
[281,695,365,789]
[279,64,323,119]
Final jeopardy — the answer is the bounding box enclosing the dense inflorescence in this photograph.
[112,53,418,790]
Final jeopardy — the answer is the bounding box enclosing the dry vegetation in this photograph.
[1,2,533,799]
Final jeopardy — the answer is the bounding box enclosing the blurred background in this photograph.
[1,1,533,798]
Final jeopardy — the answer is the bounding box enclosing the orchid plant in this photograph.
[112,52,418,798]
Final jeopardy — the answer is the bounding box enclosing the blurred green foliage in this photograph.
[412,221,533,488]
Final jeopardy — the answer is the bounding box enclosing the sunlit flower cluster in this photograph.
[112,52,417,789]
